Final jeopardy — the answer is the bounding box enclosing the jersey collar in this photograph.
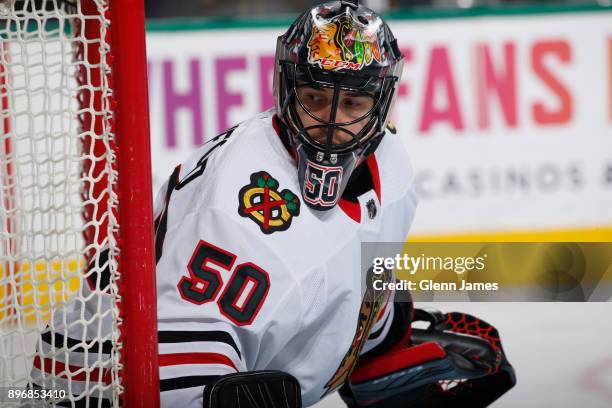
[339,154,381,223]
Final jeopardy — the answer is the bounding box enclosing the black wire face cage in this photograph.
[278,61,400,161]
[276,60,402,211]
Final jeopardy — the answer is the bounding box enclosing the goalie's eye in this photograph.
[296,86,330,112]
[339,93,375,120]
[296,86,375,123]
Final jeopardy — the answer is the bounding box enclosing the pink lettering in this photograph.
[531,40,572,125]
[215,57,247,132]
[259,55,275,111]
[476,43,517,129]
[419,46,464,133]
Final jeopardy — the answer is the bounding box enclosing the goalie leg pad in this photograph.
[202,370,302,408]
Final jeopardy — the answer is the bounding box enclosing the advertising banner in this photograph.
[146,10,612,239]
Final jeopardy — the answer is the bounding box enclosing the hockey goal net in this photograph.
[0,0,158,406]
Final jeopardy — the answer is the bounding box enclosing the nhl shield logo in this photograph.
[238,172,300,234]
[366,199,377,220]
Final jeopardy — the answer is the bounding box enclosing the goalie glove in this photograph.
[339,308,516,408]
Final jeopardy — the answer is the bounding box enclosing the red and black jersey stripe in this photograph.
[158,330,242,359]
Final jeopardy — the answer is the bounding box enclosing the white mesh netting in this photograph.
[0,0,123,406]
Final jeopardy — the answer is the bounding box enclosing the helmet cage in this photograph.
[277,59,400,160]
[272,2,405,211]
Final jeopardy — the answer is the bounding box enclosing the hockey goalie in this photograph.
[31,1,515,406]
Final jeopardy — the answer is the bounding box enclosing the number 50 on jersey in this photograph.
[178,240,270,326]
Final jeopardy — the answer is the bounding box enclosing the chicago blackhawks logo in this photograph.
[307,14,383,71]
[238,172,300,234]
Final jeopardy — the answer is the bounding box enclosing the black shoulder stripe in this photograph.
[158,331,241,359]
[175,126,237,191]
[41,331,113,355]
[155,165,181,264]
[155,127,238,264]
[160,375,218,392]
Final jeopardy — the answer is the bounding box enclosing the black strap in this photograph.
[202,370,302,408]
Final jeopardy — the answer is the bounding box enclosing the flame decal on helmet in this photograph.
[307,15,383,71]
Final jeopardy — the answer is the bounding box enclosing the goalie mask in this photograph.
[274,0,404,211]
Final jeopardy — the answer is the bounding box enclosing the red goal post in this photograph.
[0,0,159,406]
[106,0,160,405]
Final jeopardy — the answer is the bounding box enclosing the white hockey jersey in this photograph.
[153,110,416,407]
[31,109,416,408]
